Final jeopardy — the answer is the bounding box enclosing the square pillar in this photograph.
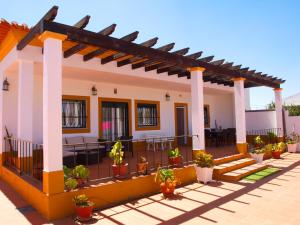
[274,88,284,139]
[189,67,206,156]
[39,31,67,195]
[17,60,34,170]
[0,70,4,167]
[233,77,247,154]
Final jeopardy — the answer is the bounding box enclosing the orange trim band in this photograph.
[39,31,67,42]
[274,87,283,91]
[43,170,64,195]
[232,77,246,81]
[187,67,206,72]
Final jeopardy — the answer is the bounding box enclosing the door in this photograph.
[175,103,188,146]
[101,101,130,141]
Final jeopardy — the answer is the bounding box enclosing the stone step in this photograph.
[213,158,256,179]
[218,164,269,182]
[214,154,245,166]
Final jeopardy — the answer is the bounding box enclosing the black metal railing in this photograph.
[3,137,43,182]
[62,134,198,182]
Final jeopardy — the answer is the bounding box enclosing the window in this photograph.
[135,100,160,131]
[62,95,90,133]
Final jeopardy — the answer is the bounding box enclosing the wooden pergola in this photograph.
[17,6,285,89]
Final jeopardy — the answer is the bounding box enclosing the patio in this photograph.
[1,152,299,225]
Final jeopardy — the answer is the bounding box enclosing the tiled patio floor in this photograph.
[1,152,300,225]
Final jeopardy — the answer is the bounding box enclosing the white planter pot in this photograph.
[287,143,297,153]
[194,166,213,184]
[250,153,264,163]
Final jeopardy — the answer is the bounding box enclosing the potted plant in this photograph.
[254,135,264,149]
[250,148,265,163]
[167,148,182,166]
[109,141,128,178]
[267,132,278,144]
[73,194,94,222]
[65,177,78,191]
[286,132,299,153]
[137,156,148,175]
[72,165,90,187]
[193,152,214,184]
[264,144,273,160]
[272,142,286,159]
[155,168,177,198]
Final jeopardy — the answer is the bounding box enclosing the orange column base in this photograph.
[236,143,248,155]
[192,149,206,159]
[43,170,64,195]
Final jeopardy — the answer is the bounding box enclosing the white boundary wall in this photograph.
[246,110,276,132]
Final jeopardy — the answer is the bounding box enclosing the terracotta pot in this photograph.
[112,163,128,178]
[160,182,175,198]
[168,156,182,166]
[76,178,87,188]
[272,151,281,159]
[263,152,272,160]
[75,205,93,222]
[137,162,148,175]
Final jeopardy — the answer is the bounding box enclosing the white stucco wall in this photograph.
[246,110,276,131]
[29,75,235,143]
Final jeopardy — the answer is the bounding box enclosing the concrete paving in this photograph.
[1,152,300,225]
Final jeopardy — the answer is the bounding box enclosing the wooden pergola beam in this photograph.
[17,6,58,50]
[73,15,90,29]
[84,31,139,61]
[101,37,158,65]
[40,20,283,88]
[64,24,116,58]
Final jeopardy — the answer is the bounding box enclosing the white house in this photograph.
[0,6,286,220]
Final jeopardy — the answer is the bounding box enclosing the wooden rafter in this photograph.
[73,15,90,29]
[101,37,158,64]
[83,31,139,61]
[64,24,116,58]
[17,6,58,50]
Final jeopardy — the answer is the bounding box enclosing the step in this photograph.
[219,164,269,182]
[213,158,256,179]
[214,154,246,166]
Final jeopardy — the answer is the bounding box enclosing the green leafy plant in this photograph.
[72,165,89,179]
[109,141,124,165]
[286,132,299,144]
[155,168,175,183]
[167,148,181,158]
[193,152,214,168]
[250,148,265,154]
[272,142,286,152]
[65,178,78,190]
[63,165,72,181]
[73,194,94,207]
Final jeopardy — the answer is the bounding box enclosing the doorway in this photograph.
[99,98,132,141]
[174,103,188,146]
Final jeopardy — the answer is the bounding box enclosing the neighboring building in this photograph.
[284,92,300,106]
[0,6,285,220]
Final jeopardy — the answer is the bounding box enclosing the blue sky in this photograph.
[1,0,299,109]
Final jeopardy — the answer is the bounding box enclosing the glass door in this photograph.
[101,101,129,141]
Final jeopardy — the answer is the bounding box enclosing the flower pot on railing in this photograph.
[112,163,128,177]
[137,156,148,175]
[167,148,182,167]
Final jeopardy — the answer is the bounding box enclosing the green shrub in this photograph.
[155,168,175,183]
[109,141,124,165]
[72,165,89,179]
[193,152,214,168]
[65,178,78,190]
[73,194,94,207]
[167,148,181,158]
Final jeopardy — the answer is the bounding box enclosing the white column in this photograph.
[234,78,247,143]
[41,35,64,173]
[190,67,205,150]
[0,70,4,155]
[17,60,34,141]
[274,88,284,137]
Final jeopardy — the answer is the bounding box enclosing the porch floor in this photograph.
[88,145,238,181]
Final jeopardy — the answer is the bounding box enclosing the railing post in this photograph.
[0,70,3,170]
